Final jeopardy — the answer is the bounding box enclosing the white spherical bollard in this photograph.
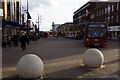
[17,54,44,78]
[82,48,104,68]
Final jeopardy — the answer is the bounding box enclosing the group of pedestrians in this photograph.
[2,35,19,47]
[2,32,49,51]
[2,33,30,51]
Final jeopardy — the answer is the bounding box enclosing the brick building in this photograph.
[73,1,120,40]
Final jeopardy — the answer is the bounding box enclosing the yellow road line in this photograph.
[1,59,82,72]
[0,54,118,72]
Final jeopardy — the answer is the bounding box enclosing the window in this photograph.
[108,16,110,23]
[96,11,99,17]
[111,16,113,23]
[117,14,118,22]
[99,10,101,16]
[117,3,119,10]
[105,17,107,22]
[112,5,114,11]
[105,8,107,14]
[102,9,104,15]
[90,13,94,19]
[108,5,110,15]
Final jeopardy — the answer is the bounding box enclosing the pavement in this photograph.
[1,37,120,79]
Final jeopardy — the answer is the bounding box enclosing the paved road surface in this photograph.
[1,37,119,79]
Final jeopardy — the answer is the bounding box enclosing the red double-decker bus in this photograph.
[84,22,108,47]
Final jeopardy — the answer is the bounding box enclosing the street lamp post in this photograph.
[36,14,41,36]
[38,14,39,32]
[27,0,29,36]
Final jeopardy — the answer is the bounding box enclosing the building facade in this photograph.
[2,0,32,37]
[56,22,76,36]
[73,1,120,39]
[0,1,3,42]
[52,22,60,32]
[2,0,22,36]
[73,1,120,27]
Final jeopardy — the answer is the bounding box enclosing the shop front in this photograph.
[108,26,120,40]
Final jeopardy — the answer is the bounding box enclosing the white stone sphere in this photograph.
[82,48,104,68]
[17,54,44,78]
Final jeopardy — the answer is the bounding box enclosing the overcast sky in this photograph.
[21,0,90,31]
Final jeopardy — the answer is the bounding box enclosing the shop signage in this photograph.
[108,26,120,31]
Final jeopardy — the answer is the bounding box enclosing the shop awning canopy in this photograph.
[2,19,24,29]
[2,19,18,26]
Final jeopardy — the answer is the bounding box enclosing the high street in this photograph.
[1,37,119,79]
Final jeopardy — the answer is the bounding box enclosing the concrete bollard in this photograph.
[82,48,104,68]
[17,54,44,79]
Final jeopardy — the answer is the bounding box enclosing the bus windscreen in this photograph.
[87,27,107,38]
[89,24,106,27]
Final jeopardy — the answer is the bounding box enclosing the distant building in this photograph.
[52,22,60,32]
[56,22,74,35]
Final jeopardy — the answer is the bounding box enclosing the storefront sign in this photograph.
[0,9,3,16]
[108,26,120,31]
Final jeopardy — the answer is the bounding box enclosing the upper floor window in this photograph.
[99,10,101,16]
[105,17,107,22]
[117,3,119,10]
[96,11,99,17]
[90,13,94,19]
[102,9,104,15]
[117,14,118,22]
[107,16,110,23]
[105,8,107,14]
[108,5,110,15]
[112,5,114,11]
[111,16,114,23]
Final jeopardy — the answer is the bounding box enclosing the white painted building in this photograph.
[52,22,60,32]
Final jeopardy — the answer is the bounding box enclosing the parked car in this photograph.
[75,33,83,39]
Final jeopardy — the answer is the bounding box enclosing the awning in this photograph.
[2,19,23,29]
[22,26,33,30]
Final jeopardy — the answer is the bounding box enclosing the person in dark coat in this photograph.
[20,33,27,51]
[26,34,30,45]
[6,35,11,47]
[13,35,19,46]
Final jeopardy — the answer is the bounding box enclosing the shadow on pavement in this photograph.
[104,59,120,65]
[44,66,92,78]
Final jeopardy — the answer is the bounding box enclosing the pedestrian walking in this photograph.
[42,32,48,42]
[6,35,11,47]
[2,35,7,48]
[13,35,19,46]
[26,34,30,45]
[20,33,27,51]
[34,36,37,43]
